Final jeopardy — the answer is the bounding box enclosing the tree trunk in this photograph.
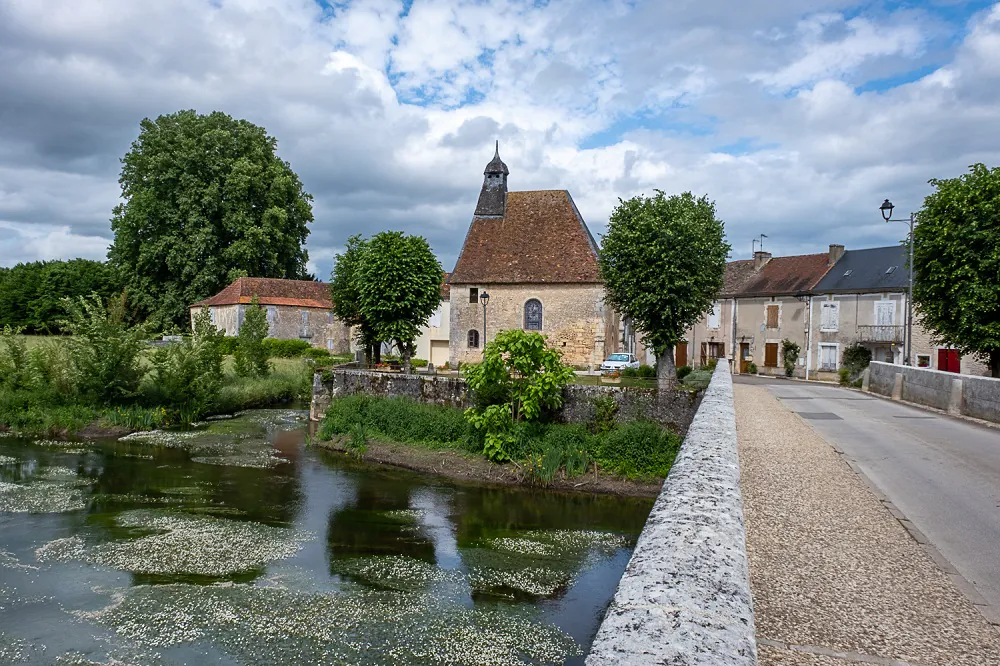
[991,350,1000,378]
[656,347,677,390]
[401,341,413,374]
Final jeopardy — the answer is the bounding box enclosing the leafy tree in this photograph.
[356,231,442,372]
[233,297,271,378]
[781,339,800,377]
[599,191,729,388]
[59,294,152,403]
[146,311,225,420]
[841,343,871,379]
[913,163,1000,377]
[0,259,120,333]
[463,330,576,461]
[330,235,381,364]
[108,110,313,330]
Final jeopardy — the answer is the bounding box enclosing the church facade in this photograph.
[448,146,621,368]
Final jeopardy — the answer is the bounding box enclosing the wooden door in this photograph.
[938,349,960,373]
[740,343,751,373]
[675,342,688,368]
[764,342,779,368]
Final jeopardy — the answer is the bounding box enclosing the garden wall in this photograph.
[867,361,1000,423]
[310,369,700,435]
[586,361,757,665]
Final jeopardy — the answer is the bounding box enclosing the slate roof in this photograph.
[450,190,602,284]
[813,245,908,293]
[721,259,758,297]
[738,253,833,297]
[192,277,332,309]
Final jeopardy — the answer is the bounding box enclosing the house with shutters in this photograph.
[413,275,451,368]
[189,277,351,353]
[448,145,621,368]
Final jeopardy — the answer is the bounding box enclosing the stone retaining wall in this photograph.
[311,369,699,435]
[586,361,757,665]
[866,361,1000,423]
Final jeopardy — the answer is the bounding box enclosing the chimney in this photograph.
[753,251,772,271]
[828,243,845,266]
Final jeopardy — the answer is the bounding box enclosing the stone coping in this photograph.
[586,361,757,665]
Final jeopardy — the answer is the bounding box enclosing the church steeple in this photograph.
[474,141,508,217]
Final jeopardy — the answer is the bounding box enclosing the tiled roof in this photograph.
[440,273,451,301]
[192,277,332,309]
[450,190,601,284]
[721,259,758,297]
[812,246,908,293]
[737,253,832,296]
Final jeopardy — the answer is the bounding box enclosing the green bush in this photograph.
[838,367,851,386]
[781,339,800,378]
[675,365,692,380]
[704,359,718,372]
[637,364,656,378]
[143,335,223,421]
[620,366,638,378]
[748,362,758,374]
[0,326,30,390]
[411,358,429,368]
[261,338,312,358]
[233,299,270,378]
[590,395,619,435]
[319,395,471,449]
[842,343,872,377]
[302,347,332,361]
[27,341,76,399]
[682,369,713,390]
[593,420,681,478]
[217,337,239,356]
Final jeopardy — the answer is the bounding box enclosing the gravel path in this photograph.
[735,384,1000,666]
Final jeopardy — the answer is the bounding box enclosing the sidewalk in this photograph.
[734,384,1000,665]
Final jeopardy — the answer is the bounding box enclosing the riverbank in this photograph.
[314,435,664,498]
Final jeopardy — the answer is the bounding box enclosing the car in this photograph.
[601,352,640,373]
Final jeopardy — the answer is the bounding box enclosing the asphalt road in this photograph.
[735,375,1000,614]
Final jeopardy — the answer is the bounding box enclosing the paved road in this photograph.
[735,375,1000,616]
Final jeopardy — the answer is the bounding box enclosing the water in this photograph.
[0,410,653,665]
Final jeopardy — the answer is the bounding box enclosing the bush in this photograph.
[590,395,619,435]
[637,364,656,378]
[0,326,30,390]
[410,358,429,368]
[319,395,471,449]
[143,333,223,421]
[675,365,692,380]
[781,339,800,378]
[302,347,332,361]
[703,359,718,372]
[217,337,239,356]
[838,367,851,386]
[233,298,270,378]
[620,366,638,378]
[593,420,682,478]
[682,369,713,390]
[261,338,312,358]
[842,343,872,377]
[27,341,76,399]
[748,362,758,374]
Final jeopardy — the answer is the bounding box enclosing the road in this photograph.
[735,375,1000,616]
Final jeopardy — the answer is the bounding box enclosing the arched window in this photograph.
[524,299,543,331]
[468,329,480,348]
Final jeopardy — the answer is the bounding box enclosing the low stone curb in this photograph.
[586,362,757,665]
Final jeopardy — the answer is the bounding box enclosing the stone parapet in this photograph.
[867,361,1000,423]
[586,362,757,665]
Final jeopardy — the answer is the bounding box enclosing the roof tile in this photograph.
[192,277,332,309]
[737,253,832,296]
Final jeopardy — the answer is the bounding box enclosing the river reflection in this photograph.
[0,411,653,665]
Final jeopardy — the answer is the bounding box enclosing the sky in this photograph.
[2,0,999,281]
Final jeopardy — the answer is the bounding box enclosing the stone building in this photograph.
[414,275,451,367]
[448,145,619,368]
[190,277,351,352]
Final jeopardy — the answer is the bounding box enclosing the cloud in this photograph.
[0,0,999,282]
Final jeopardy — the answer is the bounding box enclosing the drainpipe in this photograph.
[730,298,738,370]
[806,296,812,381]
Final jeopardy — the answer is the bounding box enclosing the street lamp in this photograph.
[480,290,490,353]
[879,199,915,366]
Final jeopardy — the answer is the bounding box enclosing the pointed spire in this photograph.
[484,141,509,176]
[475,142,509,217]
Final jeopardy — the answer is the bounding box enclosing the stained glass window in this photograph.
[524,299,543,330]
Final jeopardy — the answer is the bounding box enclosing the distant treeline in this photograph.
[0,259,121,333]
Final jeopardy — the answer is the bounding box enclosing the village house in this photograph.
[448,145,621,368]
[190,277,351,353]
[413,275,451,367]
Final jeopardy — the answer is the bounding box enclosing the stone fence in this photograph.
[311,369,699,435]
[865,361,1000,423]
[586,361,757,665]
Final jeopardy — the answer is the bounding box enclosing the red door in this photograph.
[937,349,960,373]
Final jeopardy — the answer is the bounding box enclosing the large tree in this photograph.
[355,231,442,372]
[108,110,313,330]
[913,163,1000,377]
[330,235,381,364]
[599,191,729,388]
[0,259,120,333]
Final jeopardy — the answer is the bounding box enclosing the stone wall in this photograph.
[867,361,1000,423]
[189,303,351,353]
[586,361,757,665]
[448,282,615,369]
[310,369,699,435]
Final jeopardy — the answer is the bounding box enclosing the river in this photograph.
[0,409,653,665]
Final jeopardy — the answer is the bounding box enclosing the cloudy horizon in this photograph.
[2,0,999,281]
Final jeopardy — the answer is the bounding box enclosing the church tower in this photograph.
[474,141,508,217]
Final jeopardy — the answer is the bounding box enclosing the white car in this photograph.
[601,353,640,373]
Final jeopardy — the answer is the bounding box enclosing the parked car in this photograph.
[601,353,640,373]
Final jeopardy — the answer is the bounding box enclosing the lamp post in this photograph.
[480,290,490,354]
[879,199,915,365]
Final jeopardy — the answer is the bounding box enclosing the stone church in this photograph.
[448,145,621,368]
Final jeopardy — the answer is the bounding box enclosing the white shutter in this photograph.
[876,301,895,326]
[707,302,721,329]
[821,302,839,331]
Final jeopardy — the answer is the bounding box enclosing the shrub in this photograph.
[842,343,872,377]
[144,333,223,421]
[27,341,76,399]
[217,337,239,356]
[637,364,656,379]
[704,359,718,372]
[410,358,429,368]
[781,339,800,377]
[541,424,592,477]
[318,395,470,449]
[748,362,758,374]
[233,298,270,377]
[675,365,692,381]
[347,423,368,457]
[681,369,713,390]
[590,395,619,435]
[838,367,851,386]
[302,347,332,361]
[620,367,638,378]
[261,338,312,358]
[593,420,681,479]
[0,326,30,390]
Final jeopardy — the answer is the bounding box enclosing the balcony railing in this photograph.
[856,325,903,343]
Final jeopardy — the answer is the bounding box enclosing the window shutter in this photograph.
[766,305,779,328]
[707,302,721,329]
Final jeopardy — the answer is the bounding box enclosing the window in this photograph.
[766,305,779,329]
[843,269,853,276]
[875,301,896,326]
[327,339,334,351]
[266,306,277,324]
[469,288,479,304]
[209,308,216,324]
[429,307,442,328]
[467,329,480,348]
[327,312,333,324]
[524,299,543,330]
[917,354,931,368]
[820,344,838,371]
[301,310,309,326]
[885,266,897,274]
[820,302,839,332]
[707,301,721,330]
